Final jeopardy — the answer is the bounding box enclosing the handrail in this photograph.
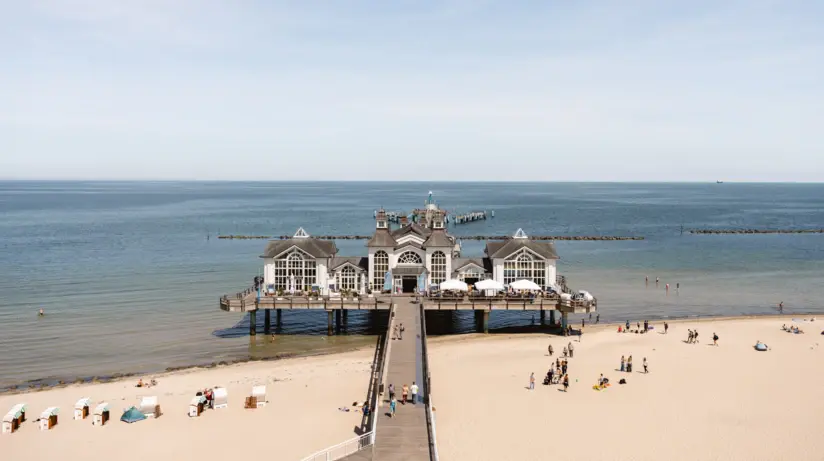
[419,303,439,461]
[299,431,373,461]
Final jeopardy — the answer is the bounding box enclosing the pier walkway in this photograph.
[372,297,431,460]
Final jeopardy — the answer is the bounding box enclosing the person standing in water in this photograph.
[779,301,784,314]
[596,314,600,324]
[38,308,45,317]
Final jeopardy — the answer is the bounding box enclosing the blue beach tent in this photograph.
[121,406,147,423]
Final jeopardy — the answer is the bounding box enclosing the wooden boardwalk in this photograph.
[372,298,432,460]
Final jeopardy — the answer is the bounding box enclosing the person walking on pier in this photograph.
[713,332,719,346]
[388,383,395,402]
[410,382,418,404]
[402,384,409,404]
[399,323,405,340]
[389,397,397,418]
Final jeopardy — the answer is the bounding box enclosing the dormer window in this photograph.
[377,220,387,229]
[434,220,443,229]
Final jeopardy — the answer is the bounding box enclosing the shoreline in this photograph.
[3,311,816,395]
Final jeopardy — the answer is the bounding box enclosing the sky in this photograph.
[1,0,822,181]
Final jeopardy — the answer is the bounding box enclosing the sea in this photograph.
[1,181,822,390]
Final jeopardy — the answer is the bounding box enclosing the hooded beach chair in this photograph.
[251,385,267,408]
[92,403,110,426]
[74,398,91,420]
[39,407,59,431]
[2,404,27,434]
[213,387,228,409]
[188,396,207,417]
[139,397,160,418]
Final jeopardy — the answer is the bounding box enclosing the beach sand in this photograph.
[0,349,373,460]
[3,317,823,460]
[429,316,824,461]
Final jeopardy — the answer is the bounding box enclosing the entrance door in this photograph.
[401,276,417,293]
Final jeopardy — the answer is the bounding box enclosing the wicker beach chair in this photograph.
[251,385,267,408]
[139,397,160,418]
[213,387,228,409]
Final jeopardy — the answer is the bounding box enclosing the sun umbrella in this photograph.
[509,279,542,291]
[439,279,468,291]
[475,279,504,291]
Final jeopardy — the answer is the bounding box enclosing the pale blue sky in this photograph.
[1,1,822,181]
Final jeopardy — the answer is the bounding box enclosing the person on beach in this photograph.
[568,342,574,358]
[626,320,630,330]
[643,357,648,373]
[687,329,693,343]
[529,372,535,390]
[388,383,395,402]
[562,359,568,376]
[410,382,418,404]
[563,374,570,392]
[664,322,669,334]
[627,356,633,373]
[578,327,583,342]
[656,277,659,285]
[620,355,626,372]
[563,346,568,358]
[644,320,649,332]
[713,333,719,346]
[548,344,554,357]
[666,283,669,294]
[582,319,585,329]
[389,397,397,418]
[556,358,560,369]
[694,330,699,344]
[402,384,409,404]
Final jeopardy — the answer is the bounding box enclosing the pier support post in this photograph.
[540,310,546,326]
[249,310,257,336]
[561,312,569,330]
[475,310,489,333]
[276,309,282,326]
[264,309,271,334]
[335,309,342,333]
[549,310,556,326]
[327,310,334,336]
[342,309,348,329]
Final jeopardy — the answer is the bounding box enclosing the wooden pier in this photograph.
[452,210,488,225]
[217,234,644,241]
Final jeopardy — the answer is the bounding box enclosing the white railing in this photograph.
[299,431,374,461]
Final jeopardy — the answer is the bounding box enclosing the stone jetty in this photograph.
[690,229,824,235]
[217,234,644,241]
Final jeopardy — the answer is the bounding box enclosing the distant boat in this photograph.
[716,180,724,184]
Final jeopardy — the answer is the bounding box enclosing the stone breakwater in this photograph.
[690,229,824,234]
[217,235,645,241]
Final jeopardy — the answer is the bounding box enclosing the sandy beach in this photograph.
[0,350,374,460]
[3,316,823,460]
[430,316,824,461]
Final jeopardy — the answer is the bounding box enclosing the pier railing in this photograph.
[420,303,440,461]
[299,432,374,461]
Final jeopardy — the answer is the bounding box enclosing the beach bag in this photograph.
[619,379,627,384]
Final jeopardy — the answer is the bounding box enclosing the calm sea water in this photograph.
[1,181,822,389]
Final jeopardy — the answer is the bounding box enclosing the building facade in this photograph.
[262,218,559,294]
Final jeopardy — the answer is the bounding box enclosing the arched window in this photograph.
[431,251,447,285]
[336,265,359,291]
[503,249,546,288]
[272,250,317,291]
[372,251,389,291]
[397,251,423,264]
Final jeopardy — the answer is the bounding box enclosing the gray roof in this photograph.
[452,257,492,277]
[485,239,559,260]
[330,257,369,271]
[390,223,431,238]
[366,229,397,247]
[423,229,454,247]
[395,241,423,251]
[261,238,337,259]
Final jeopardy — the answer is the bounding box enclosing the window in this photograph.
[372,251,389,290]
[431,251,447,285]
[272,250,317,291]
[458,266,486,282]
[336,265,359,291]
[503,250,546,288]
[397,251,423,264]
